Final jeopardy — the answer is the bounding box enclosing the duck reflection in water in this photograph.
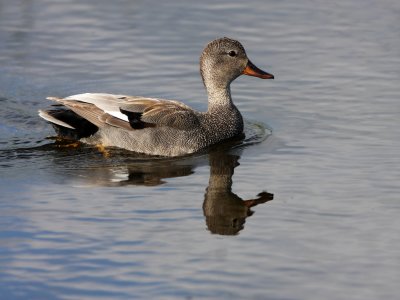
[46,141,273,235]
[123,148,273,235]
[203,151,273,235]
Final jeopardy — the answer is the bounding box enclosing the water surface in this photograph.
[1,0,399,299]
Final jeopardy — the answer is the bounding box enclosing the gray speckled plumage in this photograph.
[38,37,274,157]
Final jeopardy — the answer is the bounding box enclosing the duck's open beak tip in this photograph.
[243,60,274,79]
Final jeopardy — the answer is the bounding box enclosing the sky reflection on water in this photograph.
[0,0,399,299]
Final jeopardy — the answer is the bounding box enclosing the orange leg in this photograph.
[52,138,81,148]
[96,144,110,158]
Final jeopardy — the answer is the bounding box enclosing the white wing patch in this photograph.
[65,93,130,122]
[106,110,129,122]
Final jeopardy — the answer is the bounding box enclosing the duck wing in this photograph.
[46,96,133,131]
[120,98,200,130]
[46,93,200,131]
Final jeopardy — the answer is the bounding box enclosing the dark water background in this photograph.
[1,0,399,299]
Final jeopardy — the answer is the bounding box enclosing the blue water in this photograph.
[1,0,399,299]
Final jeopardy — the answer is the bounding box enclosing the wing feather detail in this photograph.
[47,93,200,131]
[47,97,133,130]
[122,100,200,130]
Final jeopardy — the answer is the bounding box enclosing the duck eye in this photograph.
[228,50,237,57]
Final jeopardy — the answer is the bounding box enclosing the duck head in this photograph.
[200,37,274,90]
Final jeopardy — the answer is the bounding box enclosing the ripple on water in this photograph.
[0,118,272,187]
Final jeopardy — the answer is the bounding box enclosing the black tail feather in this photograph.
[46,109,98,140]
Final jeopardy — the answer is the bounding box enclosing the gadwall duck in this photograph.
[39,37,274,156]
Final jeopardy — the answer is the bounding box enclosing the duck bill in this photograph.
[242,60,274,79]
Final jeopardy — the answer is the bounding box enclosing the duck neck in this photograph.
[204,81,244,136]
[206,83,235,112]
